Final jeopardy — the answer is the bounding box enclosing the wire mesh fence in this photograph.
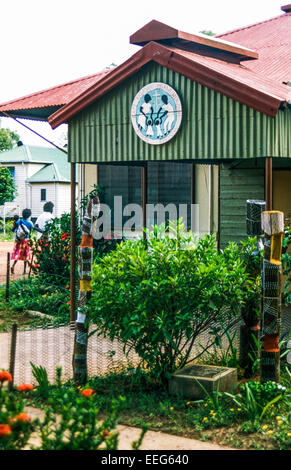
[0,308,290,387]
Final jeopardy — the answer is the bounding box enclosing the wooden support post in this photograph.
[70,163,77,325]
[8,323,17,391]
[141,164,147,241]
[240,200,265,377]
[265,157,273,211]
[5,252,10,302]
[261,210,284,383]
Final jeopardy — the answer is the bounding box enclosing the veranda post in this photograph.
[261,210,284,383]
[240,200,265,377]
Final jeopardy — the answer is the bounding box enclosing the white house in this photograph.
[0,143,76,221]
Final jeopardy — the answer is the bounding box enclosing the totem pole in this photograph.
[73,195,100,384]
[240,200,265,377]
[261,210,284,383]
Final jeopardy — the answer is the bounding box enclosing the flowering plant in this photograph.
[30,213,81,284]
[0,372,34,450]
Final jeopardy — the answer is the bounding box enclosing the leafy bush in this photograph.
[93,234,124,262]
[35,392,123,450]
[30,212,81,284]
[89,223,253,382]
[0,165,16,205]
[224,380,288,420]
[0,369,144,450]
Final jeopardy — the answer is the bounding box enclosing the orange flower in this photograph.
[65,285,69,289]
[14,413,31,422]
[0,424,12,437]
[101,430,111,438]
[81,388,94,397]
[0,371,12,382]
[17,383,34,392]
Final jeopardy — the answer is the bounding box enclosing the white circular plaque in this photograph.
[131,82,182,145]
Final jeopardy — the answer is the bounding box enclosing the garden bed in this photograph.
[1,365,289,451]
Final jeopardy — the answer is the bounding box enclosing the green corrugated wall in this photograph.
[68,62,291,163]
[219,164,265,248]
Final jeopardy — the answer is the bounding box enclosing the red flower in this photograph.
[81,388,94,397]
[17,383,34,392]
[0,424,12,437]
[101,430,112,438]
[14,413,31,423]
[0,371,12,383]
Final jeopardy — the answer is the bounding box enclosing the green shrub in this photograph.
[224,380,287,420]
[89,223,252,382]
[30,212,81,284]
[93,235,124,262]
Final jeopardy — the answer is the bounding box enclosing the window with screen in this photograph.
[98,163,192,234]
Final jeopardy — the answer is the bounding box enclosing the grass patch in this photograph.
[0,277,70,331]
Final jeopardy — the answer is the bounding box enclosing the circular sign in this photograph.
[131,82,182,145]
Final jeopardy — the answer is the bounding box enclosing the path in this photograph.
[26,406,234,451]
[0,241,29,284]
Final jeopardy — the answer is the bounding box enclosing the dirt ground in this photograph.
[0,241,29,284]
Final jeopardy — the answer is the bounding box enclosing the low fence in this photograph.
[0,320,242,386]
[0,323,140,386]
[0,308,290,387]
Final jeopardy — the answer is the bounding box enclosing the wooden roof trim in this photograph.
[48,41,284,129]
[130,20,258,61]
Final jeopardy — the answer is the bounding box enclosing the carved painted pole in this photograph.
[73,195,100,385]
[261,210,284,383]
[240,200,265,377]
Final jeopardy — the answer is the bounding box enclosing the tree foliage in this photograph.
[199,30,216,36]
[0,165,16,205]
[0,128,19,152]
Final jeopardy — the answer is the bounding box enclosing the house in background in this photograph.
[0,143,75,221]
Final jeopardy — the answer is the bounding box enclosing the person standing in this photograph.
[34,201,54,239]
[11,208,34,275]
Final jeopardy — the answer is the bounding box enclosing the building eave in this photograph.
[48,41,287,129]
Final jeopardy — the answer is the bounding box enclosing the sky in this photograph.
[0,0,286,147]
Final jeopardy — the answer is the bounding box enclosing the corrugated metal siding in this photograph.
[69,62,291,163]
[219,164,265,248]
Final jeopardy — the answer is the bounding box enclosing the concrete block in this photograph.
[168,364,237,399]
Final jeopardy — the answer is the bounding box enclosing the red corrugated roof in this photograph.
[0,69,110,116]
[217,11,291,84]
[48,40,290,128]
[1,10,290,126]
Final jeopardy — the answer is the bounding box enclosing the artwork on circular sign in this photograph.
[131,83,182,145]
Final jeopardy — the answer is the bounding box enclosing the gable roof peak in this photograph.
[130,19,258,62]
[281,4,291,12]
